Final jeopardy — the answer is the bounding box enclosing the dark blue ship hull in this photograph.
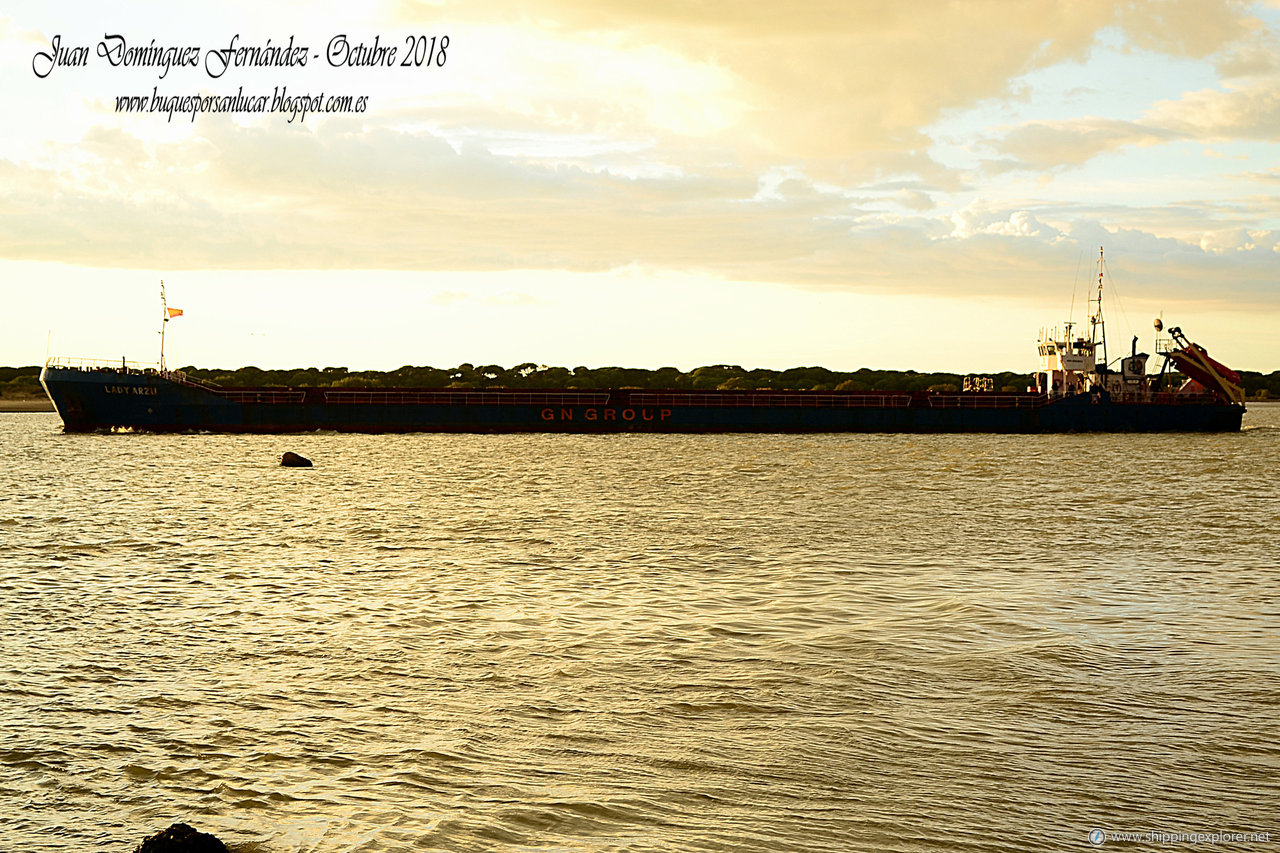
[40,366,1245,433]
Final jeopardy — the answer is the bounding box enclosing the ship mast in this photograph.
[159,280,168,372]
[1091,247,1108,370]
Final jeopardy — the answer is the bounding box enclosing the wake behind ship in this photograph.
[40,253,1247,434]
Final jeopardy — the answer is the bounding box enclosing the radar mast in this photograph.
[1090,247,1108,369]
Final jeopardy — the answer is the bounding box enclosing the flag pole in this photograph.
[160,280,167,372]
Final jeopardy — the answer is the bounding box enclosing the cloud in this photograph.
[7,117,1277,312]
[2,0,1276,324]
[1214,26,1280,78]
[398,0,1138,173]
[996,118,1175,170]
[1198,227,1280,254]
[892,190,935,212]
[948,209,1059,240]
[385,0,1270,182]
[0,121,827,271]
[1146,79,1280,140]
[991,76,1280,170]
[963,2,1278,170]
[1116,0,1255,56]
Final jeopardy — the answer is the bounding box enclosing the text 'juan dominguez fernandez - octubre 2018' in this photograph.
[31,32,449,80]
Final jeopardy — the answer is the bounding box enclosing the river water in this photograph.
[2,408,1277,852]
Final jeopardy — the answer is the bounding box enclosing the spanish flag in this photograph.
[166,307,184,318]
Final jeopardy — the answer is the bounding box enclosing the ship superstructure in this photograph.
[1034,248,1242,408]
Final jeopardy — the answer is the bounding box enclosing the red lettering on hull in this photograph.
[541,406,669,425]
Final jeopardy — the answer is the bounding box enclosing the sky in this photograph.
[1,0,1278,373]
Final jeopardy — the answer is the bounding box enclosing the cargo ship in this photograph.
[40,254,1246,434]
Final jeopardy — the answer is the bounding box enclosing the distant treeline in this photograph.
[175,363,1280,397]
[179,363,1037,393]
[0,367,43,398]
[6,364,1280,398]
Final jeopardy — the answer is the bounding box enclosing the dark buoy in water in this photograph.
[281,451,313,467]
[134,822,228,853]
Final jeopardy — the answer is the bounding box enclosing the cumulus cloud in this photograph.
[949,210,1060,240]
[1198,227,1280,254]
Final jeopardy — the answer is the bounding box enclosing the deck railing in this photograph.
[629,392,914,408]
[927,394,1047,408]
[45,356,158,372]
[323,390,612,406]
[214,390,308,404]
[45,356,221,390]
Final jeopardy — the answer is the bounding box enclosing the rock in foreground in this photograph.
[280,451,313,467]
[134,822,228,853]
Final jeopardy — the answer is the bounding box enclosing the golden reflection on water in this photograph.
[0,407,1278,851]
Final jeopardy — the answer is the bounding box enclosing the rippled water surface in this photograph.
[2,408,1278,851]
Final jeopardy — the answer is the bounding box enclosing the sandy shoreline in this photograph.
[0,399,54,413]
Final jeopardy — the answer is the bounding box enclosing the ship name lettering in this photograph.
[104,384,158,396]
[541,406,672,423]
